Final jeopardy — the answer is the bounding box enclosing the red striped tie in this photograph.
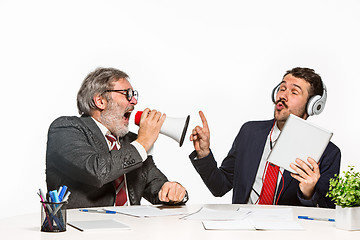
[105,133,128,206]
[259,162,279,205]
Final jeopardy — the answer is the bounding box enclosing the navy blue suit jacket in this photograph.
[190,119,341,208]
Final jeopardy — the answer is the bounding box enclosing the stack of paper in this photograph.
[182,207,304,231]
[104,205,188,218]
[181,207,251,221]
[68,219,131,232]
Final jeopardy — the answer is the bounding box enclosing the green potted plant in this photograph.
[327,166,360,230]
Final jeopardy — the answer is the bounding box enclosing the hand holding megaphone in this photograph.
[135,109,166,152]
[135,109,190,147]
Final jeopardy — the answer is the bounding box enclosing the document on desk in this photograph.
[68,219,131,232]
[244,208,303,230]
[104,205,189,217]
[202,220,303,230]
[242,207,294,221]
[181,207,251,220]
[202,220,255,230]
[201,207,303,230]
[251,220,304,230]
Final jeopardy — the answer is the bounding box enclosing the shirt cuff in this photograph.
[131,141,147,162]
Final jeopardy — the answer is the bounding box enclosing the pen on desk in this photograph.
[79,209,117,214]
[298,216,335,222]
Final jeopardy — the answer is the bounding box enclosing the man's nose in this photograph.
[129,96,137,105]
[277,90,288,102]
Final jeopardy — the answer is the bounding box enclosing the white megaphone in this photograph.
[134,111,190,147]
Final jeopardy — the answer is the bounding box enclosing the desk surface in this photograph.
[1,204,359,239]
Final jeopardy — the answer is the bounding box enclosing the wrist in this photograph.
[301,188,315,200]
[197,149,210,159]
[135,138,152,152]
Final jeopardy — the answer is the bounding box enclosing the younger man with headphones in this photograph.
[189,67,340,208]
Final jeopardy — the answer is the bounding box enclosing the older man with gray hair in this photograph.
[46,67,187,208]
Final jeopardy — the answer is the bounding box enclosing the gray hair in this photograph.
[77,67,129,116]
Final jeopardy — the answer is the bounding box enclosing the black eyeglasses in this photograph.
[104,89,139,102]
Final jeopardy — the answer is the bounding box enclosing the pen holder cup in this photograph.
[40,201,68,232]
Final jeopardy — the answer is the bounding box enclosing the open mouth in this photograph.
[123,110,132,120]
[276,102,284,110]
[123,107,134,121]
[276,100,287,110]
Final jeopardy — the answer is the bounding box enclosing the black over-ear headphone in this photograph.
[271,82,327,116]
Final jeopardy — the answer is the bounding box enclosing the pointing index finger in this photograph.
[199,111,209,130]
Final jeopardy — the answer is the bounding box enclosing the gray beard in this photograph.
[100,105,129,138]
[113,125,129,138]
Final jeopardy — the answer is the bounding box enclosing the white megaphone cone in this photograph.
[134,111,190,147]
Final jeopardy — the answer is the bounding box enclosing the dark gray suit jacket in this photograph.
[46,116,170,209]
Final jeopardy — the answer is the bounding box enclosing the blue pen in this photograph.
[298,216,335,222]
[49,191,56,202]
[50,190,60,203]
[58,186,63,195]
[58,185,68,202]
[79,209,117,214]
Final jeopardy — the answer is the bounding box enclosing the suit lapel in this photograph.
[80,116,109,151]
[253,124,272,168]
[246,120,274,198]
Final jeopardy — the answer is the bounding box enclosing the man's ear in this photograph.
[93,94,108,110]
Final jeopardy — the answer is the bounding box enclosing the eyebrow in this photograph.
[280,81,304,93]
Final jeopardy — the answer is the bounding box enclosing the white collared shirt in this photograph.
[248,122,285,205]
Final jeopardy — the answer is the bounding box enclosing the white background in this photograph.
[1,0,359,219]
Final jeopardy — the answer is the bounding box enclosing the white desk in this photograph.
[1,204,359,240]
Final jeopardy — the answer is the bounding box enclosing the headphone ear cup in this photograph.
[313,98,326,115]
[271,84,280,103]
[306,95,321,116]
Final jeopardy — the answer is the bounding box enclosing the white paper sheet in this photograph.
[200,207,303,231]
[68,219,131,232]
[182,207,251,220]
[202,220,255,230]
[241,207,294,221]
[104,205,189,217]
[251,220,304,230]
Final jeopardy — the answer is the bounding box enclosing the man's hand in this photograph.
[136,108,166,152]
[158,181,186,203]
[189,111,210,159]
[290,157,320,199]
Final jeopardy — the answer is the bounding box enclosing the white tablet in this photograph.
[267,114,333,174]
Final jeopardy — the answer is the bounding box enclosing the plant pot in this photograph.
[335,205,360,230]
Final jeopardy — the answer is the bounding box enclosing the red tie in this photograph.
[105,133,128,206]
[258,162,279,205]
